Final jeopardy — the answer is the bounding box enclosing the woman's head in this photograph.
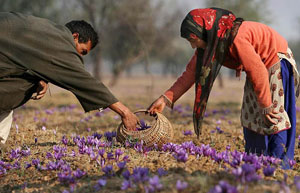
[187,34,207,49]
[180,8,236,49]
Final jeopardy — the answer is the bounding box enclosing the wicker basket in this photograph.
[116,110,173,148]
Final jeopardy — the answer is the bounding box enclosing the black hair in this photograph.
[65,20,98,49]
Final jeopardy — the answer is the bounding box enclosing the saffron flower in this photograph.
[94,179,106,191]
[93,132,102,140]
[62,135,68,145]
[263,165,276,177]
[121,180,134,190]
[73,168,86,178]
[136,119,151,131]
[176,180,188,191]
[41,126,47,131]
[122,169,131,180]
[294,176,300,191]
[183,130,193,136]
[117,161,127,170]
[102,165,114,177]
[147,175,163,192]
[216,126,224,134]
[157,168,168,177]
[104,131,116,141]
[208,180,238,193]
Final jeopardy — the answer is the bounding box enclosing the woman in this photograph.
[148,8,300,167]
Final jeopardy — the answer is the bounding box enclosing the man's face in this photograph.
[72,33,92,56]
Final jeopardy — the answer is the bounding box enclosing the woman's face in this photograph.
[187,36,207,49]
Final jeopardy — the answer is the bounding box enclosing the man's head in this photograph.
[65,20,98,56]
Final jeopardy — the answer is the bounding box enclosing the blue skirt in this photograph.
[243,59,296,169]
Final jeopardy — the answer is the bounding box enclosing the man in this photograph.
[0,12,138,145]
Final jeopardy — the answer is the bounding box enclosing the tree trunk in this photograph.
[93,48,102,80]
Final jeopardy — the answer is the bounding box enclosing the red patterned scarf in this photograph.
[180,8,243,137]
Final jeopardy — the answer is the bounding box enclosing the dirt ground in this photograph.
[1,75,299,193]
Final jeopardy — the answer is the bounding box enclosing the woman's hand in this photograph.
[31,80,48,100]
[147,96,167,116]
[263,109,281,127]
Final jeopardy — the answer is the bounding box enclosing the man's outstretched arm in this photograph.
[109,102,139,131]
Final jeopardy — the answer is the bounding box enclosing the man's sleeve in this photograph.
[28,53,118,112]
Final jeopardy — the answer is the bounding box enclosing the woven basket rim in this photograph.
[116,109,173,147]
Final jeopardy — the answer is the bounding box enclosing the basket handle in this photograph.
[133,109,149,114]
[133,109,159,119]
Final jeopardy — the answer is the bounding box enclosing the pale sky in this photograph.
[177,0,300,41]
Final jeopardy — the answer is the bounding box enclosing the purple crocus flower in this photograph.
[21,148,31,157]
[115,149,123,161]
[102,165,114,177]
[117,161,127,170]
[69,150,76,157]
[183,130,193,136]
[98,149,105,158]
[46,161,61,170]
[136,119,151,131]
[94,111,103,117]
[123,155,130,162]
[132,167,149,183]
[288,159,296,168]
[208,180,238,193]
[263,165,276,177]
[294,176,300,191]
[216,126,224,134]
[73,168,86,178]
[233,164,261,183]
[104,131,116,141]
[10,147,22,159]
[0,166,7,175]
[173,149,188,163]
[148,175,163,191]
[24,162,31,169]
[34,137,38,144]
[176,180,188,191]
[41,126,47,131]
[121,180,133,190]
[122,169,131,180]
[32,158,40,166]
[61,135,68,145]
[107,152,114,160]
[57,171,75,184]
[93,132,103,140]
[94,179,107,191]
[157,168,168,177]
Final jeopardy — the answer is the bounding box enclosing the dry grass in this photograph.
[1,76,299,193]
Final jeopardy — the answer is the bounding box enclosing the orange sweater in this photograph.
[164,21,288,111]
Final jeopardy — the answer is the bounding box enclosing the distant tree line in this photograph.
[1,0,299,86]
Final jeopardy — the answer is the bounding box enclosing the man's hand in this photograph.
[147,96,166,116]
[31,80,48,100]
[263,109,281,127]
[109,102,139,131]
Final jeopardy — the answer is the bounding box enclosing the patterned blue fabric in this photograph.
[243,59,296,169]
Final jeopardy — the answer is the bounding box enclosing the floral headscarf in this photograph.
[180,8,243,137]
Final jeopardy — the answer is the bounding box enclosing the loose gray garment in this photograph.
[0,12,118,113]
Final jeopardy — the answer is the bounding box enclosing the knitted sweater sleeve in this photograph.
[163,50,197,103]
[233,38,273,113]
